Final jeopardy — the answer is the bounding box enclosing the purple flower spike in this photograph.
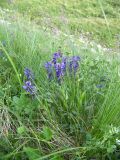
[45,62,52,69]
[96,84,104,89]
[24,68,34,80]
[73,61,79,72]
[45,62,53,79]
[54,63,62,77]
[69,56,80,75]
[23,81,36,95]
[72,56,80,61]
[45,52,81,83]
[52,52,62,64]
[61,62,66,72]
[53,52,62,59]
[62,57,67,63]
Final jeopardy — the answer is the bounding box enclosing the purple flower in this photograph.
[96,84,104,88]
[45,61,53,79]
[45,52,81,82]
[73,61,79,72]
[61,57,67,73]
[54,60,67,81]
[69,56,80,75]
[23,81,36,95]
[72,56,80,61]
[53,52,62,59]
[54,63,63,80]
[61,62,66,73]
[24,68,34,80]
[45,54,68,81]
[69,61,73,72]
[52,52,62,64]
[45,61,52,69]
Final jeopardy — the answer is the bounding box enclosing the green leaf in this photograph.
[0,87,4,98]
[23,147,41,160]
[50,155,64,160]
[107,145,116,153]
[42,126,53,141]
[13,96,20,105]
[86,132,92,141]
[17,126,26,134]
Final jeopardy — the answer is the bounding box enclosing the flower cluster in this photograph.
[24,68,34,80]
[69,56,80,75]
[23,81,36,95]
[23,68,36,95]
[45,52,80,82]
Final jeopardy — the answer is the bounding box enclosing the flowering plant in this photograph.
[23,68,36,95]
[45,52,80,82]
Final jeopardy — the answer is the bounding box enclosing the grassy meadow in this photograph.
[0,0,120,159]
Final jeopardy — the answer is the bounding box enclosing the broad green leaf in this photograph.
[50,155,64,160]
[17,126,26,134]
[42,126,53,141]
[107,145,116,153]
[23,147,41,160]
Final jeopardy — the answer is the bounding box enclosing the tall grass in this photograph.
[0,18,120,160]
